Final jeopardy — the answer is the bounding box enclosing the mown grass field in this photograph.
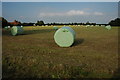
[2,25,119,78]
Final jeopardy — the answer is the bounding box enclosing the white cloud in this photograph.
[94,12,103,15]
[66,10,87,16]
[40,12,64,16]
[40,10,90,17]
[39,10,104,17]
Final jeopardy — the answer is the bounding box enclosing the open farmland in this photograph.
[2,26,119,78]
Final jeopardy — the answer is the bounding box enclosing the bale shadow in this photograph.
[73,38,84,46]
[2,29,54,36]
[24,29,54,35]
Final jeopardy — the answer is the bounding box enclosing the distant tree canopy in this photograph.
[22,23,34,26]
[45,22,96,26]
[1,17,22,28]
[109,18,120,26]
[2,17,120,28]
[35,20,44,26]
[2,17,10,28]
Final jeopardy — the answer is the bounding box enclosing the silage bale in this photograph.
[33,24,36,26]
[101,25,105,27]
[53,26,58,30]
[8,26,10,28]
[96,25,99,26]
[11,26,24,36]
[54,26,75,47]
[105,25,111,30]
[86,25,89,27]
[4,26,8,29]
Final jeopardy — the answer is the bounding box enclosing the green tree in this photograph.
[36,20,44,26]
[86,21,90,25]
[109,18,120,26]
[1,17,9,28]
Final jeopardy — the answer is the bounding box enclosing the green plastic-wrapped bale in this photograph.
[53,26,58,30]
[105,25,111,30]
[4,26,8,29]
[4,26,10,30]
[54,26,76,47]
[11,26,24,36]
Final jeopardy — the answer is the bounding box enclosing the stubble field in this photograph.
[2,25,119,78]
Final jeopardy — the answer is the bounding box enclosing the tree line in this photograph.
[1,17,120,28]
[108,18,120,26]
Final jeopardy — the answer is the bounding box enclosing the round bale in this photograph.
[54,26,75,47]
[53,26,59,30]
[105,25,111,30]
[4,26,8,29]
[11,26,24,36]
[8,26,10,28]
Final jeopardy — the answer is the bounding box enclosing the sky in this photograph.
[0,2,2,17]
[2,2,118,24]
[1,0,120,2]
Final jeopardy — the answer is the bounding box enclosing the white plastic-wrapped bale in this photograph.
[4,26,8,29]
[105,25,111,30]
[11,26,24,36]
[96,25,99,26]
[86,25,90,27]
[101,25,105,27]
[54,26,75,47]
[8,26,10,28]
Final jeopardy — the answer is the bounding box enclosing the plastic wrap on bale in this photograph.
[105,25,111,30]
[11,26,24,36]
[53,26,59,30]
[54,26,76,47]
